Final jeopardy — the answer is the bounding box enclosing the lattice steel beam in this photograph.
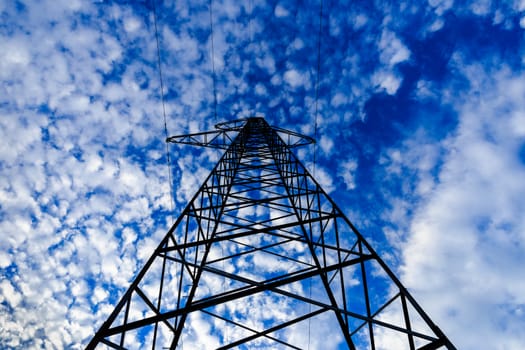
[87,117,455,350]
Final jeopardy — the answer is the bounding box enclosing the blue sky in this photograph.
[1,0,525,348]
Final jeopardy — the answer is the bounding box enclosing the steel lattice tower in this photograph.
[87,117,455,350]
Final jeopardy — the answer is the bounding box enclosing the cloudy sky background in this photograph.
[1,0,525,348]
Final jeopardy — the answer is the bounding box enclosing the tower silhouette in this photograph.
[87,117,455,349]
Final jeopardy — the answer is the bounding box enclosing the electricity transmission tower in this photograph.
[87,117,455,350]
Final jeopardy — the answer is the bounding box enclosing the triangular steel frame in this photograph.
[87,117,455,350]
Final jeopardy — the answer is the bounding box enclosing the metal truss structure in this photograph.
[87,117,455,350]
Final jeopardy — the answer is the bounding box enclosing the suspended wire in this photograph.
[209,0,218,123]
[248,0,255,117]
[312,0,324,178]
[309,1,324,349]
[152,0,175,219]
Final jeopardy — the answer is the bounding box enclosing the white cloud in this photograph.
[274,4,290,18]
[318,134,334,155]
[415,79,438,99]
[337,159,358,190]
[428,0,454,15]
[518,0,525,11]
[401,67,525,349]
[256,53,276,74]
[469,0,492,16]
[427,17,445,32]
[0,251,11,268]
[254,82,268,96]
[353,13,368,30]
[378,30,411,66]
[1,39,31,67]
[1,0,523,348]
[0,280,22,309]
[284,68,307,89]
[313,165,335,193]
[330,92,347,107]
[372,69,402,94]
[123,16,141,33]
[0,1,174,347]
[520,15,525,29]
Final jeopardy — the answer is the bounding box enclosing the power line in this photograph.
[152,0,175,219]
[248,0,254,116]
[209,0,218,123]
[309,2,324,348]
[313,0,323,176]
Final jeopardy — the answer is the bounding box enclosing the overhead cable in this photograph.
[152,0,176,219]
[209,0,218,122]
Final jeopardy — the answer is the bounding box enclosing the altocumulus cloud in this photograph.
[1,0,525,349]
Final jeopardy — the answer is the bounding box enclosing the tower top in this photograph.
[166,117,315,149]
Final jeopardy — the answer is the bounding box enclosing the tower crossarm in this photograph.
[166,130,236,149]
[167,117,315,149]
